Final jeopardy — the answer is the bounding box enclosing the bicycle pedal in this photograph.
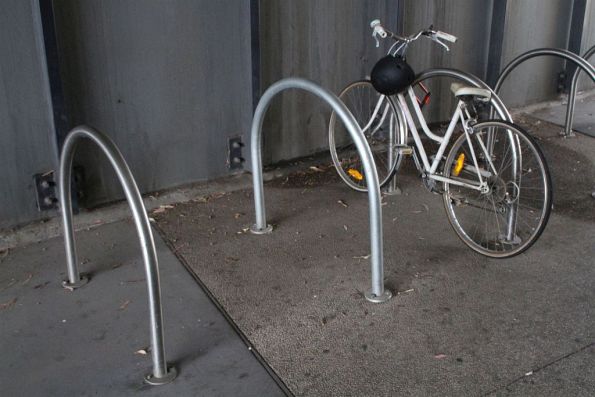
[395,145,414,155]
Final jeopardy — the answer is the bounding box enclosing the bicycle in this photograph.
[329,20,552,258]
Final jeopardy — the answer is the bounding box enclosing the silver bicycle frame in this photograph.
[411,68,520,243]
[395,86,526,242]
[395,86,487,192]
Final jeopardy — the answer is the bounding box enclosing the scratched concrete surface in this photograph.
[154,112,595,396]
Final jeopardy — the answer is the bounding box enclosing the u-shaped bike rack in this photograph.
[566,45,595,137]
[249,78,391,303]
[493,48,595,137]
[59,125,176,385]
[414,68,514,122]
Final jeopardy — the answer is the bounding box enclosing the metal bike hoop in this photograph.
[493,48,595,137]
[249,78,391,303]
[413,68,514,122]
[58,125,176,385]
[566,45,595,137]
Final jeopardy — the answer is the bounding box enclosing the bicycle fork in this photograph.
[470,118,522,245]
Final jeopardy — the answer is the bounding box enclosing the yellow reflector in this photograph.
[453,153,465,176]
[347,168,364,181]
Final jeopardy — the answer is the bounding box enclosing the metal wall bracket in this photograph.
[34,171,58,211]
[557,71,567,93]
[228,136,245,170]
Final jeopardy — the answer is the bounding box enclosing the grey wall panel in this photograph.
[259,1,579,166]
[0,0,58,229]
[1,0,585,229]
[259,0,400,164]
[259,0,494,162]
[498,0,572,107]
[401,0,493,122]
[403,0,493,76]
[578,0,595,91]
[53,0,253,207]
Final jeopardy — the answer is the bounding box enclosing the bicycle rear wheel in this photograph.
[329,80,405,191]
[442,120,552,258]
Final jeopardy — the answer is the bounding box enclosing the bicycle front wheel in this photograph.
[329,80,405,191]
[442,120,552,258]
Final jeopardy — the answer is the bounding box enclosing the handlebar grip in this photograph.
[370,19,388,38]
[435,31,457,43]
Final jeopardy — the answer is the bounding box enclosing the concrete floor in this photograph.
[0,100,593,396]
[153,112,595,396]
[529,91,595,137]
[0,221,287,396]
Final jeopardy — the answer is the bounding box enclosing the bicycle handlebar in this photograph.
[370,19,388,40]
[435,30,457,43]
[370,19,457,52]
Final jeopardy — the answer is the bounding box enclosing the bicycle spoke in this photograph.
[329,81,404,191]
[443,121,551,257]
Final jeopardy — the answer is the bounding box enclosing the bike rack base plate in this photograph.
[382,186,402,196]
[62,274,90,291]
[559,129,576,138]
[365,288,393,303]
[250,224,274,235]
[144,366,178,386]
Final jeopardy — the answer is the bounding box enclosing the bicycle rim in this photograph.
[442,120,552,258]
[329,80,404,191]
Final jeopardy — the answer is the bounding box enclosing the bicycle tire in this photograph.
[329,80,405,191]
[442,120,552,258]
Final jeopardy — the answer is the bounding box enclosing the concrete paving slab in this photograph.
[0,221,287,396]
[529,91,595,137]
[154,116,595,396]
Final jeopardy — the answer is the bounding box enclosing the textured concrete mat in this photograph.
[155,118,595,396]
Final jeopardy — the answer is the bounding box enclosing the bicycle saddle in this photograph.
[450,83,491,102]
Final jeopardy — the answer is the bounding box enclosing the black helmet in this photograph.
[370,55,415,96]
